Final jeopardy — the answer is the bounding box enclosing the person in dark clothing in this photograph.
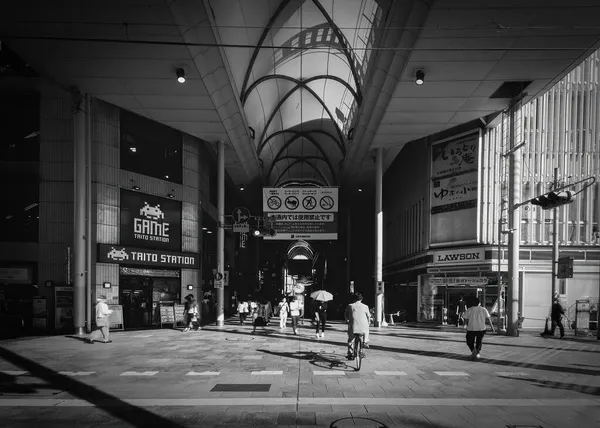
[314,301,327,338]
[456,295,467,328]
[549,297,565,338]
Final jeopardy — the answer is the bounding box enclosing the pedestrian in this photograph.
[463,297,495,360]
[345,292,370,360]
[314,300,328,338]
[290,296,302,335]
[87,295,113,344]
[184,296,200,332]
[456,295,467,328]
[265,299,273,325]
[237,299,249,325]
[252,299,268,334]
[278,297,290,329]
[549,295,565,338]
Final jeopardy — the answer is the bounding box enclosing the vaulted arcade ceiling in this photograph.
[2,0,600,189]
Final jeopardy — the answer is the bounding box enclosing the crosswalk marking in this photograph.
[251,371,283,375]
[374,371,407,376]
[186,371,220,376]
[495,372,530,377]
[59,371,95,376]
[313,371,345,376]
[0,371,28,376]
[120,371,158,376]
[433,371,469,376]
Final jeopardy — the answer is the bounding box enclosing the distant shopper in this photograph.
[549,296,565,338]
[237,299,249,325]
[252,299,269,334]
[290,296,302,335]
[184,296,200,332]
[463,297,495,360]
[88,295,113,344]
[314,300,328,338]
[278,297,290,329]
[456,295,467,328]
[345,292,370,360]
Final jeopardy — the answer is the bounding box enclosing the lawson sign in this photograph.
[432,248,485,264]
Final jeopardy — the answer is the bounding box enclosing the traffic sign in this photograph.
[214,272,223,281]
[214,279,223,289]
[233,223,249,233]
[232,207,250,224]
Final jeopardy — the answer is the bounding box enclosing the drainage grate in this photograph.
[211,383,270,392]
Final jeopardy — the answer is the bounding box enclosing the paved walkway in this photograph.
[0,319,599,427]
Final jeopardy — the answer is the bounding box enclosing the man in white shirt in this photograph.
[88,295,114,344]
[462,297,495,360]
[289,296,301,335]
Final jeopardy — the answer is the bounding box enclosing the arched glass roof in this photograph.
[211,0,383,186]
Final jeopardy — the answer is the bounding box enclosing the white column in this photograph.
[73,96,87,335]
[216,140,225,326]
[374,147,384,327]
[85,94,93,334]
[507,103,521,337]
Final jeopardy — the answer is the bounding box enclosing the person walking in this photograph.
[252,299,269,335]
[184,296,200,331]
[290,296,301,335]
[237,299,249,325]
[314,300,328,338]
[463,297,495,360]
[456,295,467,328]
[278,297,290,329]
[87,295,113,344]
[549,295,565,338]
[345,292,370,360]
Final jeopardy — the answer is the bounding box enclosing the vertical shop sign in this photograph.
[430,131,480,244]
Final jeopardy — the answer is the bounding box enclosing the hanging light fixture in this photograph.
[176,68,186,83]
[415,69,425,85]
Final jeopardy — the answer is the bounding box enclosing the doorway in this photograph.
[446,288,479,326]
[120,276,153,328]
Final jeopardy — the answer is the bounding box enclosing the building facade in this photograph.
[384,49,600,331]
[0,67,240,333]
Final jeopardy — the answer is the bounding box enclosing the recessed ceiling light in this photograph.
[202,227,207,230]
[206,230,212,234]
[176,68,186,83]
[129,146,137,153]
[415,69,425,85]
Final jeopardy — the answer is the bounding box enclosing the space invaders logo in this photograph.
[120,190,182,251]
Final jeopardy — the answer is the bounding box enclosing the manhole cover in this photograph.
[211,384,270,392]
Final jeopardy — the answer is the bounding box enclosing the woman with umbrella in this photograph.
[310,289,332,339]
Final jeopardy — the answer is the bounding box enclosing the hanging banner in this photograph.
[262,187,338,213]
[262,187,338,240]
[120,189,182,251]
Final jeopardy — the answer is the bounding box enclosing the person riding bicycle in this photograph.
[344,292,370,360]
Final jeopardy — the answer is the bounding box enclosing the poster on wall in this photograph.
[262,187,338,240]
[120,189,182,251]
[431,171,478,214]
[430,131,480,245]
[431,132,478,178]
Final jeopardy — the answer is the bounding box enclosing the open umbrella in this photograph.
[310,290,333,302]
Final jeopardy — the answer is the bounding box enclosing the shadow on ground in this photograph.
[0,346,185,428]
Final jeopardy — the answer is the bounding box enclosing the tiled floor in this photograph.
[0,319,599,427]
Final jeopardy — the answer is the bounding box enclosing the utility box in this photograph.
[575,299,590,336]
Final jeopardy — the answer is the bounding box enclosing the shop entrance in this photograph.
[119,268,181,329]
[445,288,478,326]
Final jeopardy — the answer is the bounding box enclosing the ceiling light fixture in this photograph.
[206,230,213,234]
[358,188,363,192]
[167,191,175,199]
[202,227,207,230]
[176,68,186,83]
[130,179,140,191]
[239,184,245,191]
[415,69,425,85]
[129,146,137,153]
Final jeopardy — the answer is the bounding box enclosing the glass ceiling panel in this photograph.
[214,0,381,184]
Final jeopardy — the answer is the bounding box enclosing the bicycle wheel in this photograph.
[354,335,362,371]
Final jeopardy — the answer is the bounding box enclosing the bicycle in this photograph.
[349,333,366,371]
